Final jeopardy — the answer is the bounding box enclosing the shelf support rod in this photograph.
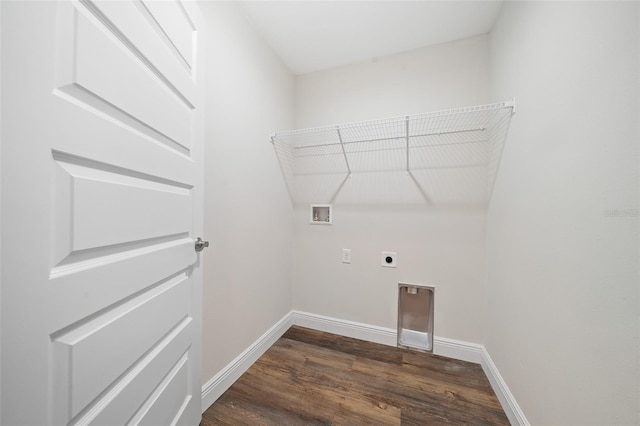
[405,116,410,174]
[336,126,352,177]
[293,127,485,150]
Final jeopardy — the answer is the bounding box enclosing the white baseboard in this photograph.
[291,310,397,346]
[480,347,530,426]
[291,310,483,364]
[434,335,484,364]
[201,310,528,425]
[200,312,293,413]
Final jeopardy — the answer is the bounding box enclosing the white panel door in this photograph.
[1,1,206,424]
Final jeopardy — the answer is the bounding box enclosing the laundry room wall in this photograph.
[200,2,295,385]
[295,36,489,128]
[292,36,491,343]
[486,1,639,424]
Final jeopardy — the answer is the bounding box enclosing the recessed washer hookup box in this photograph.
[397,283,434,352]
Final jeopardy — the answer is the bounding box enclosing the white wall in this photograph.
[293,37,491,343]
[486,2,639,424]
[296,36,489,128]
[199,2,295,385]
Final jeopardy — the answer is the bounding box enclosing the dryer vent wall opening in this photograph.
[397,283,434,352]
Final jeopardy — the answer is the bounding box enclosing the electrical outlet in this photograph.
[381,251,397,268]
[342,248,351,264]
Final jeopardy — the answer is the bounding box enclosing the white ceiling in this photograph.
[239,1,505,75]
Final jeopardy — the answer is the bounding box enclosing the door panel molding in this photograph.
[51,273,191,422]
[55,2,194,154]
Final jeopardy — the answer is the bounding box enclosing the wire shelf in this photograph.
[271,100,514,206]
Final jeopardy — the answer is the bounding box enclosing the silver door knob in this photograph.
[195,237,209,252]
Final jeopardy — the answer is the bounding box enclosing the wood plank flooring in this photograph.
[201,326,509,425]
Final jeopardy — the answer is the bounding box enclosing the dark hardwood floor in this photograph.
[201,326,509,425]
